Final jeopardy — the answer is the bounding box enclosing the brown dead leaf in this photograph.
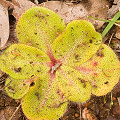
[109,38,120,50]
[40,0,110,29]
[114,0,120,4]
[113,106,120,116]
[115,23,120,39]
[0,110,6,120]
[0,4,9,49]
[112,80,120,95]
[11,0,36,20]
[116,31,120,40]
[108,4,120,19]
[108,0,120,18]
[0,0,14,10]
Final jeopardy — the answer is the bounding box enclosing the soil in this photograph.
[0,0,120,120]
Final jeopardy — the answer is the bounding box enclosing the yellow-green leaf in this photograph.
[74,44,120,96]
[52,20,102,66]
[5,77,32,99]
[21,74,68,120]
[0,44,50,79]
[16,7,66,55]
[56,65,91,102]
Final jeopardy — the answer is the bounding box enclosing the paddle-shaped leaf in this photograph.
[74,44,120,96]
[0,44,50,79]
[5,77,34,99]
[52,20,102,66]
[16,7,66,55]
[56,65,91,102]
[21,74,68,120]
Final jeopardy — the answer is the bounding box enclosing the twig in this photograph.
[9,103,21,120]
[78,102,82,120]
[114,22,120,27]
[0,80,5,84]
[117,97,120,106]
[115,49,120,52]
[108,33,114,46]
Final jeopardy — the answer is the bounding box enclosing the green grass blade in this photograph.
[88,16,120,22]
[101,11,120,38]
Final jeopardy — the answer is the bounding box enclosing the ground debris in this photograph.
[40,0,110,29]
[82,107,98,120]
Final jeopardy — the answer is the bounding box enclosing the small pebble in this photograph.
[75,113,79,118]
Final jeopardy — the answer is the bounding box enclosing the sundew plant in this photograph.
[0,7,120,120]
